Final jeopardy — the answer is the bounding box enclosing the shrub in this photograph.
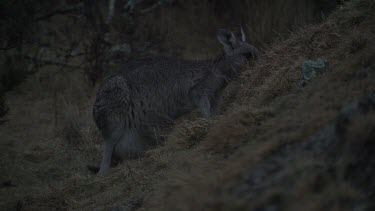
[0,93,8,120]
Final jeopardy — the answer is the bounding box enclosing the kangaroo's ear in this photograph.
[217,28,236,50]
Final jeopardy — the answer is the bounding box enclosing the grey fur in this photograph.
[93,28,260,175]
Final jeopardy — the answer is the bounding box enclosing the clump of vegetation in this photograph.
[0,1,52,91]
[0,93,8,120]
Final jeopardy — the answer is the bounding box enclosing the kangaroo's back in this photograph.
[93,28,260,175]
[94,58,212,134]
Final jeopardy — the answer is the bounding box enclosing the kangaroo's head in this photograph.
[217,27,260,64]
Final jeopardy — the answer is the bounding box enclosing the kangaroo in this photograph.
[93,28,260,175]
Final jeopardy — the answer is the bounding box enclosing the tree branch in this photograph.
[23,55,84,69]
[34,4,83,22]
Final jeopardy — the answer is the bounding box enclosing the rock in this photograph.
[301,58,329,86]
[230,93,375,209]
[302,93,375,157]
[110,43,131,55]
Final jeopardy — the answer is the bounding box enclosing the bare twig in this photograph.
[124,0,144,13]
[0,41,33,51]
[106,0,117,25]
[23,55,84,69]
[141,0,176,14]
[34,4,83,22]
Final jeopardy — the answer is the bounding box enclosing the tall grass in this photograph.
[240,0,317,45]
[131,0,332,59]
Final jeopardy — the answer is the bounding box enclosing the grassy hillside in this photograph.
[1,0,374,210]
[145,0,375,210]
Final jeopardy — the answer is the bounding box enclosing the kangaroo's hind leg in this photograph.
[197,95,214,118]
[113,129,144,160]
[98,129,123,175]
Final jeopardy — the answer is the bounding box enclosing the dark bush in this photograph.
[0,93,8,120]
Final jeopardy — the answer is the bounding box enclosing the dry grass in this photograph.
[1,0,375,210]
[132,0,324,59]
[138,1,375,210]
